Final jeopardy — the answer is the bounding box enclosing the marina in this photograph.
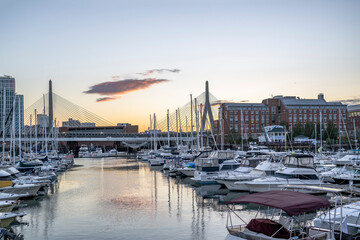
[11,157,230,240]
[1,1,359,238]
[1,147,359,239]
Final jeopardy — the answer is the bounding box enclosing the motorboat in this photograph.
[90,147,109,158]
[191,150,238,185]
[334,153,360,166]
[243,154,326,193]
[314,200,360,239]
[0,212,26,228]
[332,167,360,184]
[0,201,17,213]
[149,152,172,166]
[78,145,90,158]
[0,192,29,201]
[108,149,118,157]
[226,190,332,239]
[218,157,284,191]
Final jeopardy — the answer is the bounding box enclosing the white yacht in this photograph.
[313,200,360,238]
[108,149,118,157]
[90,147,109,158]
[0,200,17,212]
[335,153,360,166]
[219,157,284,191]
[0,212,26,228]
[243,154,325,193]
[191,150,239,185]
[78,145,90,158]
[149,152,172,166]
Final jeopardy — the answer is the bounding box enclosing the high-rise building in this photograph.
[0,75,24,136]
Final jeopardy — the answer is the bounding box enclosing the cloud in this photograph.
[84,78,170,102]
[96,96,120,102]
[138,69,180,76]
[337,97,360,105]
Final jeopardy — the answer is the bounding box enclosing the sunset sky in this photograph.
[0,0,359,131]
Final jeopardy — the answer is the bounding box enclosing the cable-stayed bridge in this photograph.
[15,81,220,149]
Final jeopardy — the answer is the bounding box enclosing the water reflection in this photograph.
[13,158,244,240]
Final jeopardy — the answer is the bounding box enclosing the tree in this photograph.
[280,121,289,130]
[324,121,338,140]
[304,122,314,138]
[293,123,304,137]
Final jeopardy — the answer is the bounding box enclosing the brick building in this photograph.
[347,104,360,139]
[218,94,348,142]
[262,94,347,132]
[218,103,269,140]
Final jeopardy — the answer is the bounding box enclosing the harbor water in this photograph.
[12,157,236,239]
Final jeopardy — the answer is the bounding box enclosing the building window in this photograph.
[271,107,276,114]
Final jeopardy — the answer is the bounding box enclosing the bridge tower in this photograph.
[200,81,215,133]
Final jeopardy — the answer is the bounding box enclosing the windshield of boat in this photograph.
[284,155,314,168]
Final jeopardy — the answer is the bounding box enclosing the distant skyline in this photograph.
[1,0,359,131]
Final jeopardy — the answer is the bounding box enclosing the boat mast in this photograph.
[167,109,170,147]
[314,123,317,154]
[241,109,244,151]
[354,119,358,149]
[18,96,21,160]
[12,96,16,164]
[190,94,194,148]
[29,114,32,153]
[339,108,342,151]
[178,107,182,145]
[320,110,322,154]
[194,98,200,151]
[175,109,179,146]
[199,103,203,149]
[43,95,48,156]
[153,113,156,151]
[149,114,152,150]
[35,109,38,154]
[220,113,224,150]
[2,88,6,161]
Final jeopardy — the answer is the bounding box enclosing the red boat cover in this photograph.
[246,218,290,239]
[226,190,330,216]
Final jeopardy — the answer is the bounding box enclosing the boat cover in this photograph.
[226,190,330,216]
[246,218,290,239]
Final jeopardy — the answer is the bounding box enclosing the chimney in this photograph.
[318,93,324,100]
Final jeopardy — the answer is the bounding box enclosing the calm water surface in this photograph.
[12,157,246,240]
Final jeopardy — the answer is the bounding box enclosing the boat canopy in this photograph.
[226,190,330,216]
